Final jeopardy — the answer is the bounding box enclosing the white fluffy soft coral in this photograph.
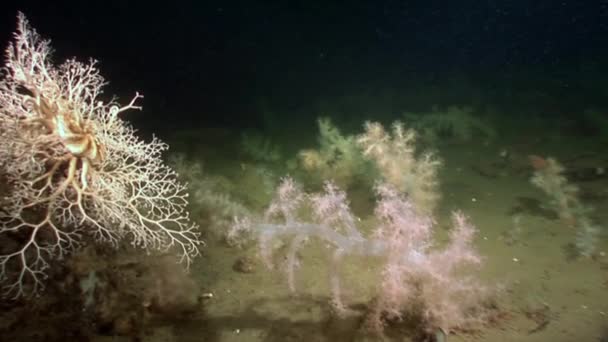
[0,13,202,298]
[357,121,441,215]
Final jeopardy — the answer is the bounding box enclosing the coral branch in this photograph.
[0,13,202,297]
[233,177,486,333]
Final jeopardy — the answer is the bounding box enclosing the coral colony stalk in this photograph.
[231,176,486,334]
[0,13,201,298]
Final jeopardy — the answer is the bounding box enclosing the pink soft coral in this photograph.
[367,204,485,335]
[234,177,488,335]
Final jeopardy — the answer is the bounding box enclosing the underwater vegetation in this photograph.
[0,9,605,342]
[529,155,600,257]
[230,121,494,337]
[298,117,370,189]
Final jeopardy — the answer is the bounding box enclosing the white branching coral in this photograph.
[0,13,202,297]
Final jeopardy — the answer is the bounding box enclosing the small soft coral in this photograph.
[357,121,442,215]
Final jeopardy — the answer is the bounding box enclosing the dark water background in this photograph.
[2,0,607,135]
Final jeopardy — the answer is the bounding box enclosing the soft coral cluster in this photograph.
[233,176,487,335]
[367,188,485,334]
[230,120,490,336]
[529,155,599,256]
[0,13,201,297]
